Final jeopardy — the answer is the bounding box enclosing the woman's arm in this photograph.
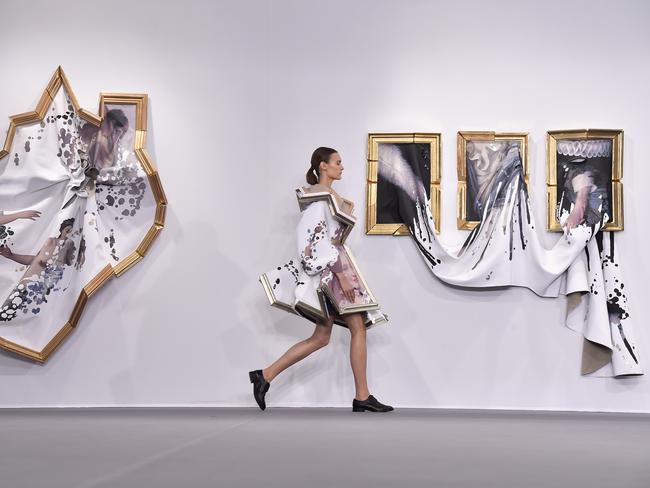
[564,172,594,231]
[0,210,41,225]
[335,271,357,302]
[0,246,35,266]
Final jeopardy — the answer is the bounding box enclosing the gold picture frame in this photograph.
[0,67,167,362]
[546,129,623,231]
[457,131,529,230]
[366,133,441,235]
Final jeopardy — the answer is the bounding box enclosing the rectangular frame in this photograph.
[457,131,529,230]
[546,129,623,231]
[366,133,441,235]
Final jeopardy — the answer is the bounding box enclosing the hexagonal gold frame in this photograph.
[0,67,167,362]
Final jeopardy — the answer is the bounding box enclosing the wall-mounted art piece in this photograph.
[547,129,623,232]
[457,131,529,229]
[366,133,440,235]
[0,67,167,362]
[365,129,640,378]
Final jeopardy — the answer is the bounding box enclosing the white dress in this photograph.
[260,185,388,329]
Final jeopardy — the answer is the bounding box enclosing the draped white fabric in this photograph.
[379,143,641,377]
[0,87,156,352]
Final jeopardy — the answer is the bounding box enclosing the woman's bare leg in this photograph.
[344,313,370,401]
[262,319,333,382]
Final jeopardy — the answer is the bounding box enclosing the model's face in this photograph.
[60,226,72,239]
[319,152,343,181]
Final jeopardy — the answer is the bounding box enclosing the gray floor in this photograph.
[0,408,649,488]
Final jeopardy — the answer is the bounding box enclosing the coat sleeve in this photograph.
[297,200,339,276]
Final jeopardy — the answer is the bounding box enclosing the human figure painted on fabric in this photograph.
[466,140,522,222]
[318,223,373,310]
[60,109,132,211]
[79,109,129,170]
[556,139,612,232]
[74,106,147,241]
[0,218,81,321]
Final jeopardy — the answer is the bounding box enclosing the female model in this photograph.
[251,147,392,413]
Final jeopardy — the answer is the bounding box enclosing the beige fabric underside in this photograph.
[581,338,612,375]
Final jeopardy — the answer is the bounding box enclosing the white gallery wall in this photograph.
[0,0,649,411]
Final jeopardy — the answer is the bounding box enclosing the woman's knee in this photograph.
[311,333,330,349]
[310,322,332,348]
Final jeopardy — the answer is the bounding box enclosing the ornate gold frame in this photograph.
[0,67,167,362]
[457,131,529,230]
[366,133,441,235]
[546,129,623,231]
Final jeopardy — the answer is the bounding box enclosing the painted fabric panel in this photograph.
[0,87,156,352]
[378,142,639,377]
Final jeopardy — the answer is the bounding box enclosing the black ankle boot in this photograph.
[352,394,394,412]
[249,370,270,411]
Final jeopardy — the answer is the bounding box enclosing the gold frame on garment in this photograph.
[260,254,381,325]
[296,188,356,243]
[366,133,441,235]
[0,67,167,362]
[260,190,386,328]
[457,131,529,230]
[546,129,623,231]
[319,243,381,315]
